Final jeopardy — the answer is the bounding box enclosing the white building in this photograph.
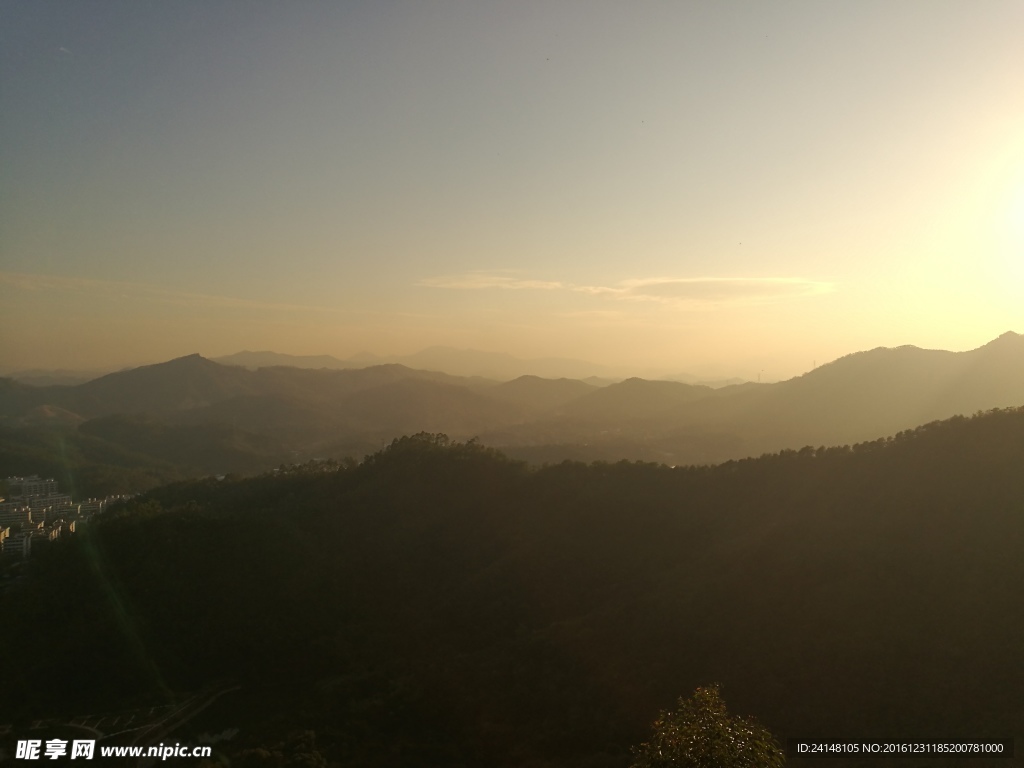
[0,506,33,527]
[5,476,60,498]
[1,533,32,559]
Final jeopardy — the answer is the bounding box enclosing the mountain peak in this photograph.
[986,331,1022,345]
[970,331,1024,355]
[157,353,223,370]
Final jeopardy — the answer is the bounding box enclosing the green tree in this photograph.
[631,685,784,768]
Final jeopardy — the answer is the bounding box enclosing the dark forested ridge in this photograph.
[2,409,1023,766]
[2,333,1024,496]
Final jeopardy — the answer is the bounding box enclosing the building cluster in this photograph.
[0,475,127,560]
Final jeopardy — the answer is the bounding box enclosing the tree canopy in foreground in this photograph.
[631,685,784,768]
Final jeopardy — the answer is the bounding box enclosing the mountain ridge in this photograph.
[213,346,627,381]
[3,332,1022,485]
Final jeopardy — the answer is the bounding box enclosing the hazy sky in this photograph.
[2,1,1022,378]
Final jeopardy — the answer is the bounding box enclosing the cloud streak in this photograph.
[604,277,834,304]
[422,272,835,306]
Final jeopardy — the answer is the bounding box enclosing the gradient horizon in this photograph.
[2,1,1022,379]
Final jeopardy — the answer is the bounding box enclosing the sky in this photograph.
[2,1,1023,379]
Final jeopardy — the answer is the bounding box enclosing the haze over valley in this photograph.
[1,332,1022,494]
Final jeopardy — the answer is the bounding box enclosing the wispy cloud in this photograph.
[595,277,834,305]
[421,271,834,306]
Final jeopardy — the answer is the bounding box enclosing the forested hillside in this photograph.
[3,409,1023,766]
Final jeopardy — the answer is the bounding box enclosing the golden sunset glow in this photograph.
[1,2,1022,379]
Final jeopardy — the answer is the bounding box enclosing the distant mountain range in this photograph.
[2,332,1022,489]
[2,346,744,387]
[212,346,633,381]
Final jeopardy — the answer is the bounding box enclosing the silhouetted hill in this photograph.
[64,354,256,417]
[487,375,598,414]
[216,345,626,380]
[78,414,286,475]
[250,362,488,400]
[936,330,1024,411]
[0,423,189,496]
[15,404,85,427]
[492,332,1024,463]
[0,357,494,428]
[726,331,1024,451]
[336,378,522,436]
[395,346,623,380]
[0,377,48,418]
[662,372,748,388]
[560,377,715,421]
[3,334,1024,484]
[3,410,1023,766]
[0,359,514,490]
